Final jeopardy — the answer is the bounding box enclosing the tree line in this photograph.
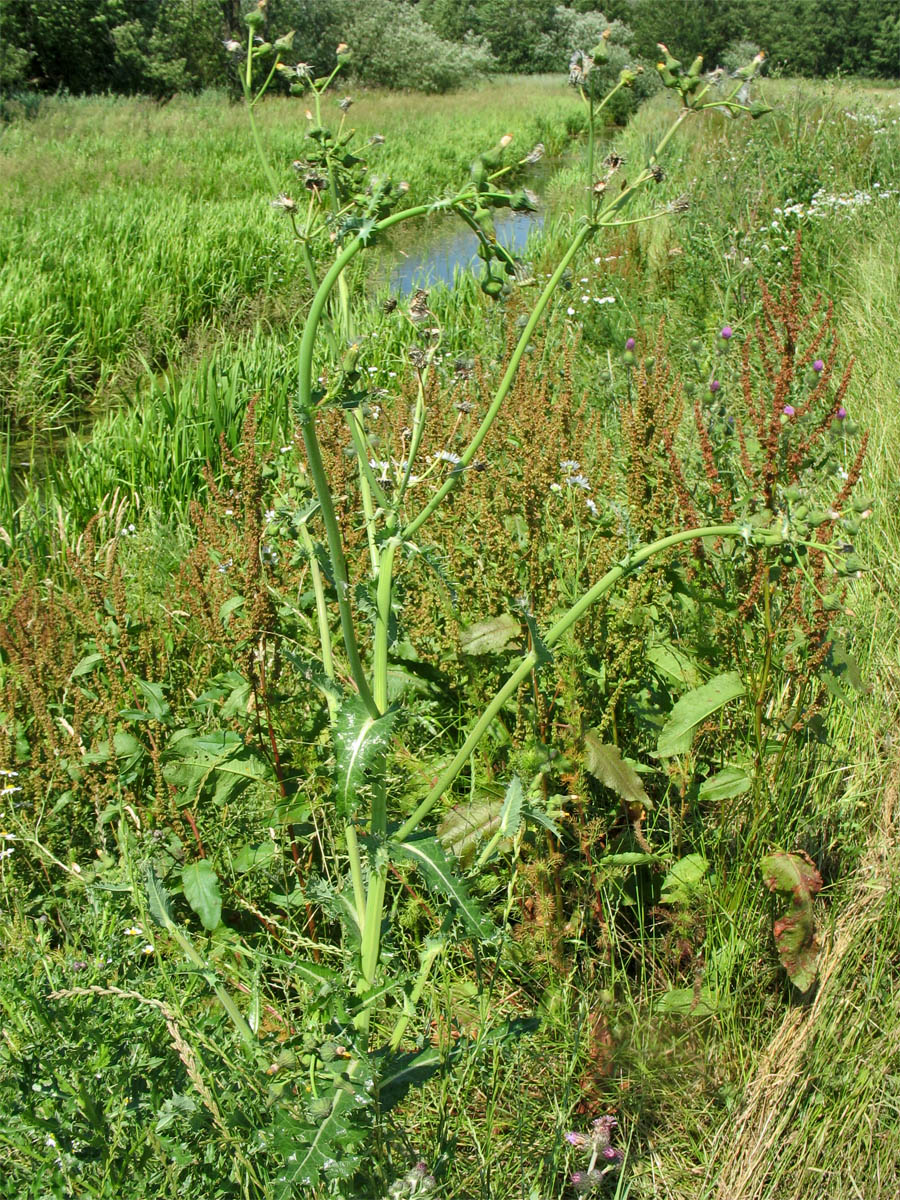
[2,0,898,99]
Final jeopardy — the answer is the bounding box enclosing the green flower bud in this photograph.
[273,30,295,53]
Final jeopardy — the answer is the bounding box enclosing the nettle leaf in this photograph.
[395,837,496,941]
[660,854,709,904]
[760,851,823,992]
[459,613,521,655]
[584,731,651,812]
[181,860,223,930]
[333,697,398,820]
[656,671,746,758]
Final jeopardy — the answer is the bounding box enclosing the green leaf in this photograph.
[584,731,651,811]
[231,841,277,873]
[181,860,222,930]
[135,679,169,722]
[145,865,175,929]
[699,766,752,803]
[499,776,524,837]
[760,851,822,992]
[162,729,271,807]
[219,595,245,623]
[647,642,700,687]
[656,986,717,1016]
[438,799,502,865]
[459,613,521,655]
[656,671,746,758]
[333,697,398,820]
[378,1045,445,1110]
[395,837,496,941]
[600,851,658,867]
[821,637,865,706]
[272,1093,365,1193]
[660,854,709,904]
[71,652,104,679]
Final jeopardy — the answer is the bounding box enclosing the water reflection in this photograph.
[386,208,544,295]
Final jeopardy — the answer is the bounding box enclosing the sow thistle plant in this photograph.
[131,11,865,1194]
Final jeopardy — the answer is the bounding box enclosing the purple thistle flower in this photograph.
[565,1131,589,1147]
[602,1146,625,1163]
[813,359,824,372]
[783,404,795,416]
[837,406,847,419]
[709,380,721,393]
[720,325,733,339]
[625,337,636,351]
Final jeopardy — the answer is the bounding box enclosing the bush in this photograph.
[337,0,495,93]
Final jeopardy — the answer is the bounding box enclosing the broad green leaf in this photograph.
[584,731,651,811]
[647,643,700,688]
[657,986,717,1016]
[231,841,277,873]
[760,851,822,992]
[162,729,271,807]
[71,652,104,679]
[291,959,342,995]
[821,637,865,706]
[333,697,398,820]
[219,595,245,623]
[660,854,709,904]
[656,671,746,758]
[135,679,169,722]
[181,860,222,930]
[699,766,752,803]
[378,1045,445,1110]
[395,837,496,941]
[459,613,520,655]
[600,851,658,867]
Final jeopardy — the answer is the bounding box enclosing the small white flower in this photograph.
[566,306,576,316]
[124,925,143,937]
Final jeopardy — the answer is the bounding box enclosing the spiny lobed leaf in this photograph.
[395,837,496,941]
[333,697,398,820]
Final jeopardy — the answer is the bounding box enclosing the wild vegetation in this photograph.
[2,0,899,101]
[2,19,900,1200]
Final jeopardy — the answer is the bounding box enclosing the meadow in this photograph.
[2,61,900,1200]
